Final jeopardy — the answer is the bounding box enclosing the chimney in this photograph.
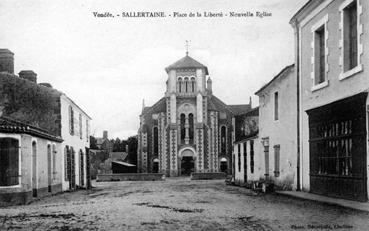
[207,77,212,94]
[19,70,37,83]
[0,49,14,74]
[103,130,108,139]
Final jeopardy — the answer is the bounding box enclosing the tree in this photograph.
[126,136,138,165]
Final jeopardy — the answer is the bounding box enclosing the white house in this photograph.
[255,64,297,190]
[60,94,91,191]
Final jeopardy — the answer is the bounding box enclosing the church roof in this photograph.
[165,55,209,75]
[208,96,233,114]
[141,97,166,116]
[228,104,252,116]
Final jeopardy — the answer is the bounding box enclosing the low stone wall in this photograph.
[191,172,227,180]
[96,173,165,182]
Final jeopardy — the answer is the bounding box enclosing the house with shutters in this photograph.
[255,64,297,190]
[0,49,91,205]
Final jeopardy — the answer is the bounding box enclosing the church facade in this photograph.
[137,54,250,176]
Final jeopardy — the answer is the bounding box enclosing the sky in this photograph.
[0,0,307,139]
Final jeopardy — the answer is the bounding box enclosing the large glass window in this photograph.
[0,138,19,186]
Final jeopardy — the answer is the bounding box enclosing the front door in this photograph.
[181,157,194,175]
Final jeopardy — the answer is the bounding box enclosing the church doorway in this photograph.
[152,158,159,173]
[220,157,228,173]
[179,148,195,176]
[181,157,194,175]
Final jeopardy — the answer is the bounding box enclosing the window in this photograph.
[180,114,185,143]
[178,78,183,93]
[79,114,82,139]
[312,121,353,176]
[274,92,279,121]
[343,1,358,72]
[314,25,326,85]
[274,145,280,177]
[153,127,159,155]
[191,77,196,92]
[184,77,189,92]
[189,113,194,143]
[69,106,74,135]
[52,144,57,179]
[243,142,247,174]
[79,150,84,186]
[47,144,52,192]
[250,140,254,173]
[238,144,241,172]
[220,126,226,154]
[64,146,70,181]
[0,138,19,186]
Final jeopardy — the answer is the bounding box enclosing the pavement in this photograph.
[0,179,368,230]
[276,190,369,213]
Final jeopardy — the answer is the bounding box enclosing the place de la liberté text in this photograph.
[92,11,273,18]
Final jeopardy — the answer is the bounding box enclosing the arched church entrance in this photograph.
[152,158,159,173]
[220,157,228,173]
[179,149,195,176]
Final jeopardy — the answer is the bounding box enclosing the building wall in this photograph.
[257,66,297,190]
[60,95,90,191]
[0,133,62,206]
[299,0,368,193]
[234,137,262,185]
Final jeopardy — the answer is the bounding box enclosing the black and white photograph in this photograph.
[0,0,369,230]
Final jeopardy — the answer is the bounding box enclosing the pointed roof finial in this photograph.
[185,40,190,56]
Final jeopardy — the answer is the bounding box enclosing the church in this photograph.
[137,52,251,176]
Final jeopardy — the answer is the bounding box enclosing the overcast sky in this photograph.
[0,0,307,139]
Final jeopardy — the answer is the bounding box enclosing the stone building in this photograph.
[291,0,369,201]
[0,49,91,200]
[137,53,250,176]
[255,64,297,190]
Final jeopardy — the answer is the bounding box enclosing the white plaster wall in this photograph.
[258,67,297,190]
[234,138,263,184]
[60,95,90,191]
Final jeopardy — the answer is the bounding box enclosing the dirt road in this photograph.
[1,178,368,230]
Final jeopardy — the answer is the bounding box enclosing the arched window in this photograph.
[221,126,227,154]
[0,138,19,186]
[178,78,183,93]
[153,127,159,155]
[191,77,196,92]
[180,114,186,143]
[184,77,189,92]
[189,113,194,143]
